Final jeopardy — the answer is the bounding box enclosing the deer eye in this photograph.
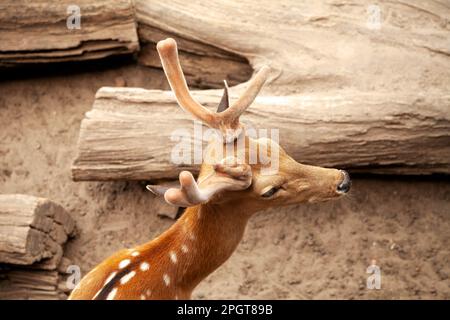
[261,186,280,198]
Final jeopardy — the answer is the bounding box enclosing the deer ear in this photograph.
[216,80,229,113]
[163,171,206,207]
[160,159,252,207]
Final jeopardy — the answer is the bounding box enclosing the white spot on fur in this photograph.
[163,274,171,286]
[131,251,140,257]
[120,271,136,285]
[140,262,150,271]
[175,295,179,300]
[118,259,130,269]
[140,294,146,300]
[104,271,117,285]
[170,251,177,264]
[181,244,189,253]
[106,288,118,300]
[146,289,151,296]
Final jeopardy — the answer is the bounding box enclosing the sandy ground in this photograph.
[0,59,449,299]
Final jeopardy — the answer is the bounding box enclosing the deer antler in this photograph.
[147,157,252,207]
[156,38,270,142]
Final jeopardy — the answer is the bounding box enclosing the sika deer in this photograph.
[69,38,351,300]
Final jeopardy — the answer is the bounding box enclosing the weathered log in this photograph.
[0,195,75,265]
[0,268,63,300]
[0,255,74,300]
[71,87,450,180]
[0,0,139,67]
[136,0,450,94]
[0,195,74,300]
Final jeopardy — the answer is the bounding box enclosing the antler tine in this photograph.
[161,158,252,207]
[156,38,218,128]
[221,66,271,126]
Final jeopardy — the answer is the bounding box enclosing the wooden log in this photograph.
[30,246,64,271]
[71,87,450,180]
[3,269,59,292]
[0,195,74,265]
[136,0,450,94]
[0,195,74,300]
[0,0,139,67]
[0,268,61,300]
[0,255,74,300]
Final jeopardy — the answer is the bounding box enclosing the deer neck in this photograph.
[153,202,250,296]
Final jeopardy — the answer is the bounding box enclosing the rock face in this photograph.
[0,195,75,300]
[0,0,139,66]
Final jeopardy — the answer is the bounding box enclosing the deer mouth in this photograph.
[336,170,351,194]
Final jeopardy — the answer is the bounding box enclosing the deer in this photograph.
[68,38,351,300]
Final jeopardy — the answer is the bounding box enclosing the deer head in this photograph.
[148,38,351,214]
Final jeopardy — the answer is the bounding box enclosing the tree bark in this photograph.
[0,0,139,66]
[71,87,450,181]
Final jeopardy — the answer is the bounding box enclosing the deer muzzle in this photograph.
[336,170,351,194]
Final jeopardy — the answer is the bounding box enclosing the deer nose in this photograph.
[337,170,351,193]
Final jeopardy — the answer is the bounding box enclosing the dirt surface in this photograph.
[0,60,449,299]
